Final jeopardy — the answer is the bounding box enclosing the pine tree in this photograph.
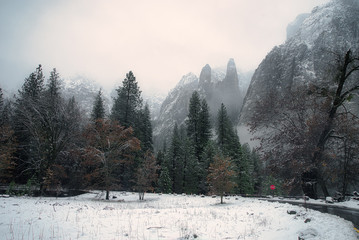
[46,68,62,103]
[198,140,218,194]
[216,103,232,151]
[158,165,172,193]
[91,89,106,122]
[14,65,45,183]
[186,92,212,162]
[14,67,82,191]
[157,142,172,193]
[186,91,201,157]
[216,103,243,193]
[18,64,45,100]
[137,104,153,152]
[238,143,254,194]
[199,99,212,151]
[182,137,198,194]
[216,103,240,157]
[111,71,142,128]
[166,123,184,193]
[251,149,263,194]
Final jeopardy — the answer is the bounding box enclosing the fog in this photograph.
[0,0,329,94]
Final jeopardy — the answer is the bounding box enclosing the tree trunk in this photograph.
[317,173,329,197]
[106,190,110,200]
[138,192,145,201]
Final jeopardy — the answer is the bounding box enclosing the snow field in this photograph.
[0,192,356,240]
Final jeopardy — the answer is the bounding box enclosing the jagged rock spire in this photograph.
[199,64,211,85]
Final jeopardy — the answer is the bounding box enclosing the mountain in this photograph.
[63,76,110,119]
[153,59,252,150]
[142,92,167,121]
[153,72,199,148]
[238,0,359,142]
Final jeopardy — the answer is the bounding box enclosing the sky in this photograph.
[0,0,330,95]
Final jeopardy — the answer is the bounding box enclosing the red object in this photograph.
[270,185,275,190]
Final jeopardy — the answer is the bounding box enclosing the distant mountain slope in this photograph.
[239,0,359,133]
[63,76,110,119]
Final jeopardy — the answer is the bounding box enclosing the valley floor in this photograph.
[0,192,356,240]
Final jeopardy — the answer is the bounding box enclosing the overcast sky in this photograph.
[0,0,330,95]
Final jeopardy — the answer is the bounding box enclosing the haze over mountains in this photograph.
[2,0,357,152]
[153,59,252,149]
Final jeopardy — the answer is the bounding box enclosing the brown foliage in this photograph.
[0,125,17,183]
[81,119,140,198]
[207,155,236,204]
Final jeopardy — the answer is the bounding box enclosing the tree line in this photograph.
[156,91,275,199]
[1,66,273,201]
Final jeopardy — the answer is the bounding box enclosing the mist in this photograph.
[0,0,329,95]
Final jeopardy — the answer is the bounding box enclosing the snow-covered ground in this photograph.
[0,192,356,240]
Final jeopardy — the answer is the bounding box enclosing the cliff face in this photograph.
[239,0,359,128]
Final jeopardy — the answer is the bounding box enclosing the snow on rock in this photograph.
[0,193,356,240]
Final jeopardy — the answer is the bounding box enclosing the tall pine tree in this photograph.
[111,71,142,129]
[186,91,212,162]
[166,123,183,193]
[216,103,242,193]
[137,103,153,152]
[199,99,212,151]
[14,65,45,183]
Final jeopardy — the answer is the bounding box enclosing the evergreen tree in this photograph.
[91,89,106,121]
[199,99,212,151]
[14,65,45,183]
[18,64,45,100]
[182,137,198,194]
[158,165,172,193]
[216,103,241,157]
[13,67,82,191]
[186,92,212,162]
[216,103,233,152]
[251,149,264,194]
[198,140,218,194]
[186,91,201,158]
[238,143,254,194]
[111,71,142,128]
[137,104,153,152]
[46,68,62,102]
[216,103,243,193]
[166,123,184,193]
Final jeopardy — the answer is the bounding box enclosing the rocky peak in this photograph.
[199,64,212,85]
[175,72,198,89]
[222,58,239,89]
